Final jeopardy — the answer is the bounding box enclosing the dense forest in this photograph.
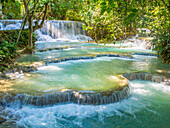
[0,0,169,65]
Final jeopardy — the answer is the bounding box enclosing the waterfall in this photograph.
[0,20,23,30]
[0,20,92,42]
[0,86,130,106]
[37,20,92,41]
[0,21,4,30]
[123,72,169,84]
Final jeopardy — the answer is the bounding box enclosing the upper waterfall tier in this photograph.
[0,20,92,41]
[39,21,88,40]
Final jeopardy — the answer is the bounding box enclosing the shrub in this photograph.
[153,31,170,64]
[0,40,18,70]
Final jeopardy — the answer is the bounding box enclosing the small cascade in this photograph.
[44,54,133,65]
[0,86,130,106]
[123,35,153,50]
[123,72,170,85]
[0,21,4,30]
[0,20,23,30]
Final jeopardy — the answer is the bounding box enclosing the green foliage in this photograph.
[0,29,37,48]
[0,0,169,64]
[0,40,18,69]
[0,30,37,71]
[80,1,135,42]
[2,0,21,19]
[49,0,83,20]
[153,31,170,64]
[98,0,170,64]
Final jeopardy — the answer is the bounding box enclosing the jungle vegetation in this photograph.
[0,0,169,65]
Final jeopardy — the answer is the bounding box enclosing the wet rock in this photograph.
[74,57,79,60]
[0,117,6,124]
[1,120,17,127]
[96,54,102,57]
[89,56,95,59]
[0,106,4,111]
[44,61,48,66]
[2,94,13,104]
[133,52,157,56]
[60,58,65,62]
[65,58,70,61]
[108,54,115,57]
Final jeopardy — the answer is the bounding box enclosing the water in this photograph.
[9,55,170,95]
[2,81,170,128]
[0,20,170,128]
[17,46,155,64]
[99,37,152,50]
[35,41,82,51]
[0,22,4,30]
[11,57,131,94]
[0,20,23,30]
[38,20,92,41]
[0,20,92,42]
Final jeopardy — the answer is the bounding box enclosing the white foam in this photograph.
[4,23,21,30]
[2,80,169,128]
[38,66,63,71]
[49,57,133,67]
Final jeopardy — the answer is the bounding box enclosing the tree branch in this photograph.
[16,0,31,44]
[33,2,49,31]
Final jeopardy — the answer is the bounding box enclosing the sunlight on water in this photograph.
[11,57,134,94]
[10,56,170,95]
[38,66,63,71]
[3,81,170,128]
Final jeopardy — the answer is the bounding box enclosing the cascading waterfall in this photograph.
[36,20,92,41]
[1,80,169,128]
[1,86,130,106]
[0,20,92,42]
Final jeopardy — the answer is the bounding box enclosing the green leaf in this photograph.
[100,2,106,6]
[100,5,107,15]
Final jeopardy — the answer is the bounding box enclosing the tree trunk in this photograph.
[28,16,33,49]
[16,8,29,44]
[87,31,90,42]
[94,25,98,43]
[0,3,3,19]
[124,0,128,38]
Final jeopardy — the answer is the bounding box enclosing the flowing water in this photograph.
[2,81,170,128]
[0,20,170,128]
[10,55,170,95]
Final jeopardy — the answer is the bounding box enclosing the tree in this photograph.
[21,0,49,52]
[0,0,20,19]
[99,0,169,63]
